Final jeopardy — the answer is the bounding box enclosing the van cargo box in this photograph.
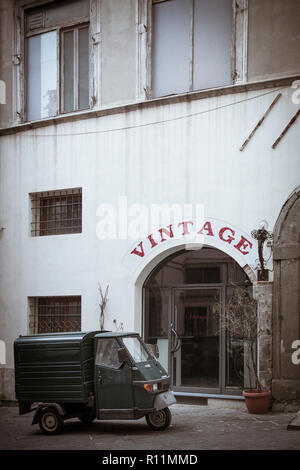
[14,331,100,404]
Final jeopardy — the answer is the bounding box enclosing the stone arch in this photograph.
[272,186,300,404]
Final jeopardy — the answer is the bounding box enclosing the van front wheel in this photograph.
[39,408,64,435]
[146,407,171,431]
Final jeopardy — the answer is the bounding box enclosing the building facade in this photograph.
[0,0,300,407]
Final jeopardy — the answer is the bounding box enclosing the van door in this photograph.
[94,338,133,419]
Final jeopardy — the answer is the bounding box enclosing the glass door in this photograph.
[171,287,221,393]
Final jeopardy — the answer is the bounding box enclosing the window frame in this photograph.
[28,295,82,334]
[23,6,91,122]
[30,187,82,237]
[60,22,90,114]
[122,335,152,364]
[95,338,123,370]
[137,0,248,101]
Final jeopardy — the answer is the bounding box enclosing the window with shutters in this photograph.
[25,0,90,121]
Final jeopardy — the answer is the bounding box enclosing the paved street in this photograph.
[0,403,299,450]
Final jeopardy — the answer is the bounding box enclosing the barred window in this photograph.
[29,296,81,333]
[30,188,82,236]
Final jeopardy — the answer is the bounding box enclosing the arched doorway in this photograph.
[143,246,253,396]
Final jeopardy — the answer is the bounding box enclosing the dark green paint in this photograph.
[14,331,172,420]
[14,331,100,404]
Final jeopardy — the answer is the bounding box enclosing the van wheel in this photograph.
[39,408,64,435]
[78,413,96,424]
[146,407,171,431]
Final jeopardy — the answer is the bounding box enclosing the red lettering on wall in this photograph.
[234,236,253,255]
[198,221,214,236]
[178,221,194,236]
[131,241,145,258]
[219,227,235,244]
[129,220,254,263]
[147,234,158,249]
[159,224,174,242]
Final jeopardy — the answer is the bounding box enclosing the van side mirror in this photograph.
[118,348,129,364]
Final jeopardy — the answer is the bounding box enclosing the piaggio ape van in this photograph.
[14,331,176,434]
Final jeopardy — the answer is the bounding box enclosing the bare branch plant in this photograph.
[98,283,109,331]
[217,286,262,391]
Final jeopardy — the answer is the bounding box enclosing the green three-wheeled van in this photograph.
[14,331,176,434]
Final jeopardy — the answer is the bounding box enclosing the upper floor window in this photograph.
[25,0,90,121]
[152,0,233,97]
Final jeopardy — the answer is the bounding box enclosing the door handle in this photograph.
[171,323,182,353]
[98,375,102,385]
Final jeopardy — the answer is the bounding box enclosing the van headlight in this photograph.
[144,383,158,393]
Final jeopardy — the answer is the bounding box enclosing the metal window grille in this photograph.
[29,296,81,334]
[30,188,82,236]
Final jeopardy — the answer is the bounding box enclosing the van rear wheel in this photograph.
[146,407,171,431]
[39,408,64,435]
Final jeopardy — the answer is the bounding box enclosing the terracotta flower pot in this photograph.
[242,389,271,414]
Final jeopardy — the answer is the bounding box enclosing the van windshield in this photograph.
[123,336,151,363]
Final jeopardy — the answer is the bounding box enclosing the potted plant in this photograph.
[221,285,271,414]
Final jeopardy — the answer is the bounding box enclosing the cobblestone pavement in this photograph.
[0,404,299,450]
